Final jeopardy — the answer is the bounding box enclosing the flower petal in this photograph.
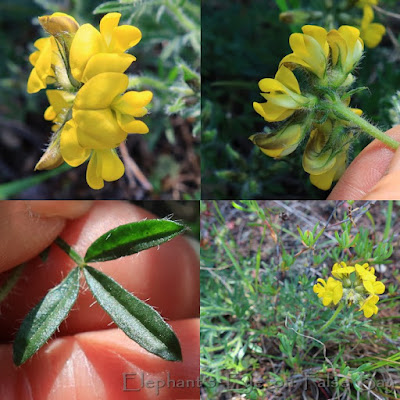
[97,149,125,181]
[73,108,127,148]
[110,25,142,52]
[81,53,135,82]
[116,112,149,133]
[99,12,121,46]
[74,72,128,109]
[112,90,153,114]
[70,24,105,82]
[60,120,91,166]
[86,152,104,189]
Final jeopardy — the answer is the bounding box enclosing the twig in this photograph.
[374,5,400,20]
[119,142,153,192]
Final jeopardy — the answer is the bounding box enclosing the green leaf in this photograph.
[83,265,182,361]
[13,267,80,366]
[84,219,187,262]
[93,1,133,14]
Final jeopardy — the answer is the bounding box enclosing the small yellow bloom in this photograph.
[327,26,364,74]
[72,72,152,149]
[313,277,343,306]
[359,294,379,318]
[360,6,385,48]
[280,25,329,79]
[70,12,141,83]
[332,262,355,279]
[44,89,75,131]
[249,124,302,158]
[253,66,309,122]
[27,37,59,93]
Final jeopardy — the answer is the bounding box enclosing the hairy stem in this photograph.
[330,101,400,150]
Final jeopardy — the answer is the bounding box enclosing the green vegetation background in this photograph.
[202,0,400,199]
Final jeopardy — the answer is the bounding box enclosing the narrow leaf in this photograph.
[83,265,182,361]
[84,219,187,262]
[13,268,80,366]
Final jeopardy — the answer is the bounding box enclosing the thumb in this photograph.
[363,146,400,199]
[0,201,92,273]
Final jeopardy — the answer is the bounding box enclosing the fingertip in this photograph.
[328,126,400,200]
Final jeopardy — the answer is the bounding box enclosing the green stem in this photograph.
[55,237,85,267]
[316,302,345,334]
[383,200,393,241]
[0,264,26,304]
[329,100,400,150]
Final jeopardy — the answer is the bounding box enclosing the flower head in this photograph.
[314,261,385,318]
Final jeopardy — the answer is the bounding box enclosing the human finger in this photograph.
[327,126,400,200]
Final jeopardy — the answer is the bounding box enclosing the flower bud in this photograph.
[249,124,302,158]
[38,12,79,37]
[34,134,64,170]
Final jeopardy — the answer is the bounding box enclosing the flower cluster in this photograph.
[28,12,152,189]
[313,262,385,318]
[251,25,366,190]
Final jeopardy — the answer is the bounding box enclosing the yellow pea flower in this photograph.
[332,262,356,279]
[44,90,75,132]
[253,66,310,122]
[280,25,329,79]
[70,12,141,83]
[327,26,364,74]
[359,294,379,318]
[71,72,152,149]
[27,37,59,93]
[249,124,302,158]
[360,5,385,48]
[59,120,125,189]
[313,277,343,306]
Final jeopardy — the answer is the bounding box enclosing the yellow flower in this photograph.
[72,72,152,149]
[280,25,329,79]
[332,262,355,279]
[69,12,141,83]
[27,37,59,93]
[359,294,379,318]
[313,277,343,306]
[327,26,364,74]
[249,124,302,158]
[253,66,309,122]
[59,120,125,189]
[44,90,75,131]
[301,121,346,190]
[360,5,385,48]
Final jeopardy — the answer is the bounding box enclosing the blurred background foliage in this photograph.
[0,0,199,199]
[202,0,400,199]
